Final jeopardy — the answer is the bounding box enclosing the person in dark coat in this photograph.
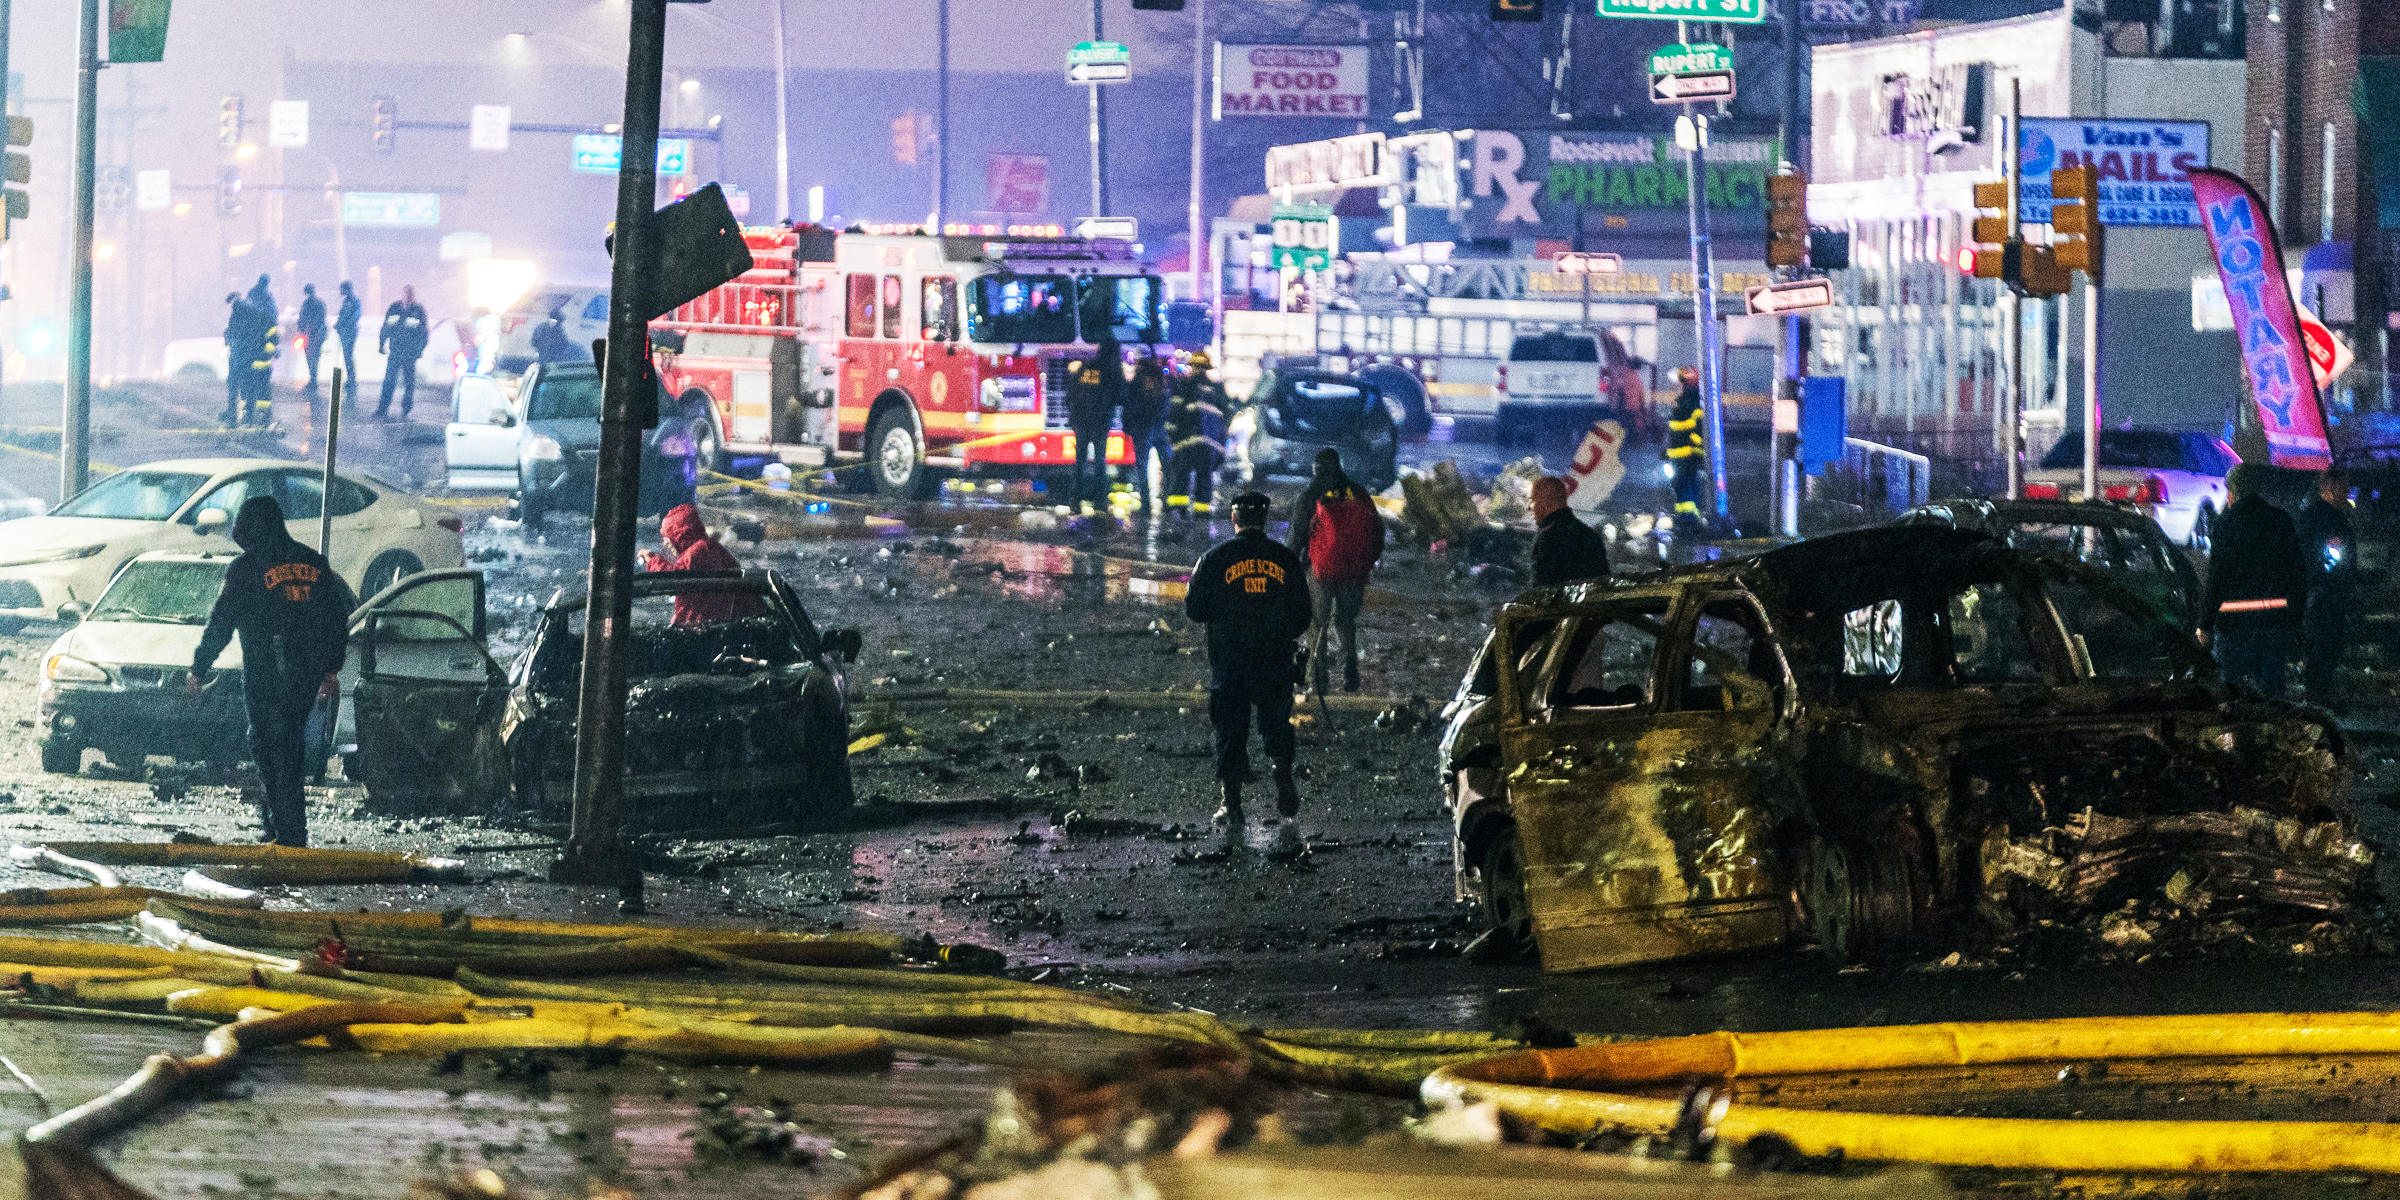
[2198,462,2310,700]
[187,497,357,847]
[1122,353,1170,514]
[220,293,254,427]
[1065,336,1123,510]
[531,305,577,364]
[1164,351,1225,517]
[1529,475,1612,586]
[333,281,362,397]
[295,284,328,391]
[377,285,431,419]
[2296,467,2356,704]
[1186,492,1313,824]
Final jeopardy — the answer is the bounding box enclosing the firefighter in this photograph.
[2198,463,2309,700]
[1165,351,1225,517]
[1665,366,1706,519]
[186,497,357,847]
[1185,492,1313,824]
[377,285,431,419]
[1065,335,1123,511]
[1289,449,1384,695]
[220,293,254,428]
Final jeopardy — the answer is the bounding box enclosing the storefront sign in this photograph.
[1215,45,1370,118]
[986,154,1051,215]
[2019,119,2209,226]
[2191,168,2330,469]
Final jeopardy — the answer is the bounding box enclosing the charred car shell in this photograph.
[1443,526,2360,972]
[347,568,860,827]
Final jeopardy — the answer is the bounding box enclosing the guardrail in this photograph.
[1843,437,1932,515]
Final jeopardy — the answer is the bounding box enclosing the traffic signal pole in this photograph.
[1088,0,1109,218]
[63,0,97,502]
[556,0,668,895]
[2002,78,2022,500]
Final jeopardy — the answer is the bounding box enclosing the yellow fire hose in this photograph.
[36,843,467,885]
[1423,1013,2400,1173]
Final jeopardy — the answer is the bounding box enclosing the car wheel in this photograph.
[361,550,423,599]
[1797,835,1857,963]
[38,740,81,775]
[2191,504,2215,554]
[866,409,926,500]
[1477,824,1533,947]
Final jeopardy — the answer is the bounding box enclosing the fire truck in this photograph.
[650,224,1166,497]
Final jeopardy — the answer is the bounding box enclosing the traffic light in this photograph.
[371,96,396,154]
[1490,0,1542,20]
[2018,243,2071,297]
[216,166,241,216]
[1957,179,2016,280]
[2050,163,2101,278]
[217,95,242,149]
[1766,172,1807,268]
[2,115,29,238]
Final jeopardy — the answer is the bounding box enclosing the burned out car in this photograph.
[346,568,861,827]
[1442,526,2363,972]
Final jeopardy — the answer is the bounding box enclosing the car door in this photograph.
[446,372,523,491]
[1495,592,1682,972]
[348,569,509,814]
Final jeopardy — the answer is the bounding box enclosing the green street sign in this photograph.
[1269,202,1335,271]
[1599,0,1766,23]
[108,0,172,63]
[1068,41,1131,66]
[1649,43,1733,75]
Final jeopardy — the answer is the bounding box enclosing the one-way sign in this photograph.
[1067,40,1131,85]
[1650,70,1736,104]
[1745,277,1835,315]
[1068,61,1131,84]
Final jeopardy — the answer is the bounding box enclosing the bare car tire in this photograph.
[1798,835,1858,964]
[1478,824,1533,948]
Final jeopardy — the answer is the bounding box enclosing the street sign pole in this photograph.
[1089,0,1108,221]
[63,0,97,503]
[1675,23,1727,525]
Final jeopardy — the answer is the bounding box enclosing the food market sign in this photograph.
[1598,0,1765,23]
[2018,118,2211,227]
[1215,45,1370,119]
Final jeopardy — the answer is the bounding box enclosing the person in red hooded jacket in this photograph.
[643,503,762,626]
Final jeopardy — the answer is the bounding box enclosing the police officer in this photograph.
[377,285,431,419]
[1065,335,1123,512]
[220,292,254,427]
[1664,366,1705,519]
[187,497,358,847]
[296,284,329,392]
[1185,492,1313,824]
[334,281,363,397]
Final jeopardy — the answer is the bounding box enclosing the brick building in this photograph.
[2245,0,2400,421]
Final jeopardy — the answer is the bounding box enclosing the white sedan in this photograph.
[2022,430,2236,549]
[0,458,465,633]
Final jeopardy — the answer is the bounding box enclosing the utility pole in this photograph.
[2002,78,2022,500]
[557,0,669,896]
[1188,0,1206,302]
[0,0,13,421]
[935,0,949,230]
[1089,0,1108,218]
[63,0,98,501]
[1678,23,1727,524]
[772,0,791,222]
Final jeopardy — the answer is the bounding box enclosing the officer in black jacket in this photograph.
[1185,492,1313,824]
[187,497,358,846]
[1528,476,1612,586]
[2296,467,2356,703]
[2198,463,2309,700]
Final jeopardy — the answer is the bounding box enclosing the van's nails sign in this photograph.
[2190,167,2331,470]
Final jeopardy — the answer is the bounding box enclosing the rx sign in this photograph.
[1269,203,1335,271]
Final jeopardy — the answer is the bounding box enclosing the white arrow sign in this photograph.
[1067,62,1131,84]
[1745,278,1835,315]
[1649,71,1736,104]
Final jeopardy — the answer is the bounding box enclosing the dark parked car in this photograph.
[1232,369,1399,492]
[488,361,704,528]
[1440,526,2358,972]
[1894,498,2201,630]
[346,568,862,827]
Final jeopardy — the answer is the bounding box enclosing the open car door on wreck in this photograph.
[350,569,509,813]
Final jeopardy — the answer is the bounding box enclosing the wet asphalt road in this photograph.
[4,380,2400,1195]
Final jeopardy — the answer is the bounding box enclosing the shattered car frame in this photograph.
[349,568,861,827]
[1443,526,2362,972]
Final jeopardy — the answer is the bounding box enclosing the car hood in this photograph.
[0,516,159,561]
[52,618,235,669]
[528,417,601,451]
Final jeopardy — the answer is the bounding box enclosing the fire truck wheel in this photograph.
[867,409,928,499]
[688,403,727,473]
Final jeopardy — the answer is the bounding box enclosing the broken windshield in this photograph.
[967,275,1076,344]
[91,560,224,625]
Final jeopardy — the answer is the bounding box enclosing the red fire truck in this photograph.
[650,224,1166,497]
